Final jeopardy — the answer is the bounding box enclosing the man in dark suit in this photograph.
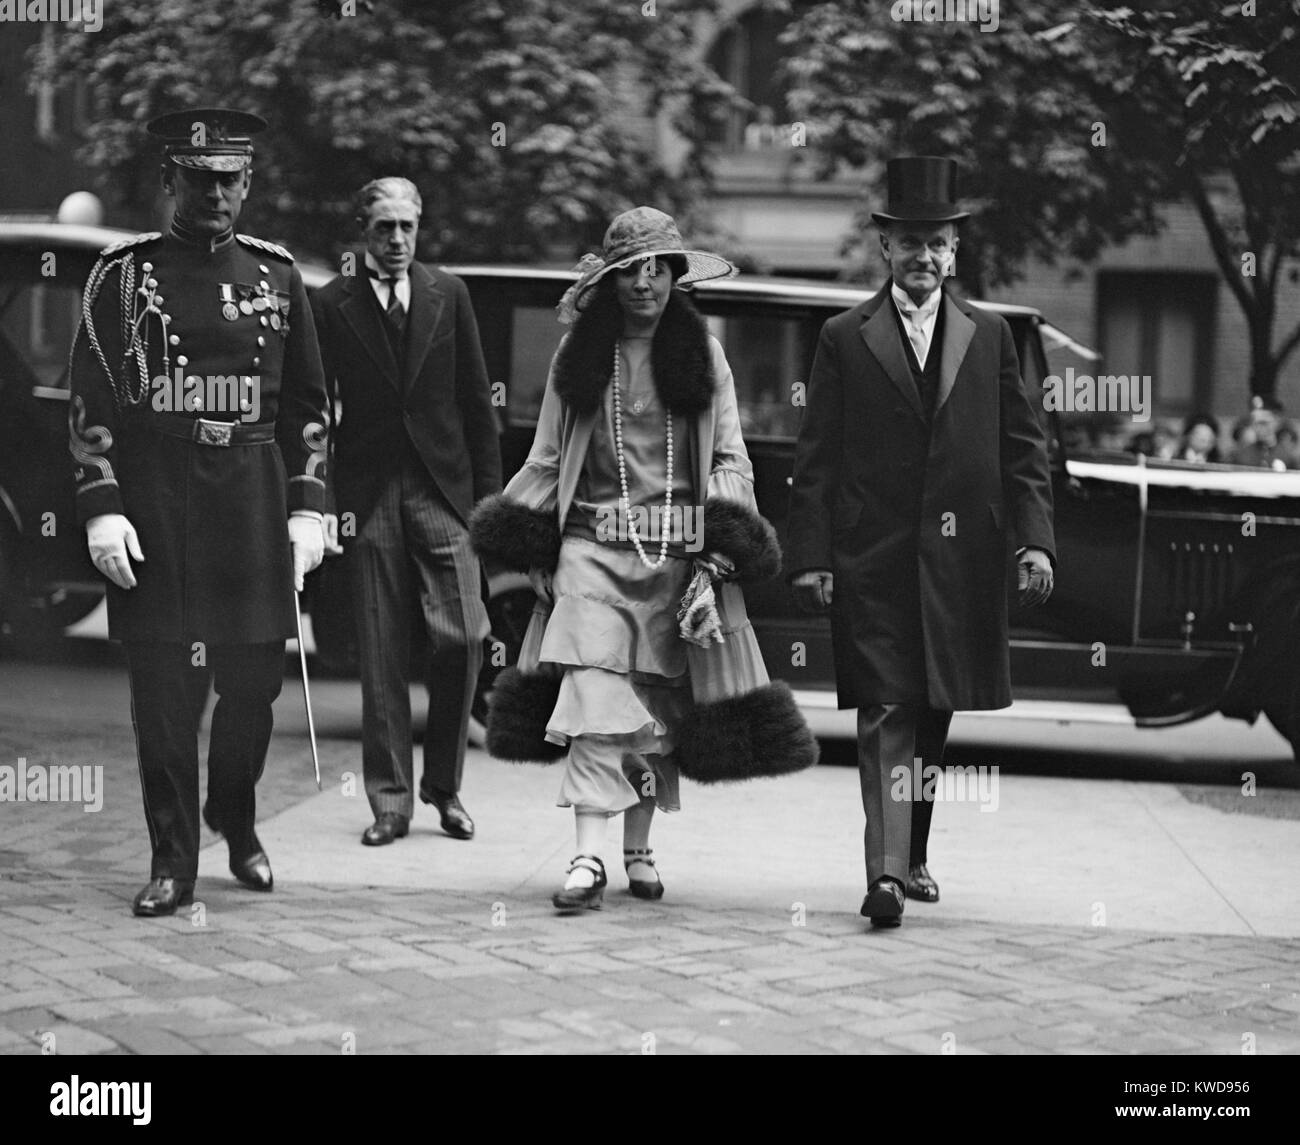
[786,157,1056,928]
[312,177,502,846]
[69,108,329,916]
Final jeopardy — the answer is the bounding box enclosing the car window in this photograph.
[0,279,82,394]
[1008,315,1062,465]
[700,306,820,440]
[507,304,565,424]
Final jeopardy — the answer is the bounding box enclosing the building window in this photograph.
[1096,271,1217,417]
[705,3,817,150]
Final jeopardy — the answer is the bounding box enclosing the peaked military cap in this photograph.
[147,107,267,172]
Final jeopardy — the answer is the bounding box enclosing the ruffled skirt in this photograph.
[533,536,695,814]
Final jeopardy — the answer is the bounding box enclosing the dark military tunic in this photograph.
[69,226,329,644]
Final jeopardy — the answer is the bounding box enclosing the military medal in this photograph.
[239,299,254,315]
[269,313,281,331]
[219,284,240,321]
[252,296,267,311]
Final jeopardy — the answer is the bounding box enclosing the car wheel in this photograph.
[468,573,537,748]
[1264,675,1300,766]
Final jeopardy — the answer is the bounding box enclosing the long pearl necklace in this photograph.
[612,341,673,570]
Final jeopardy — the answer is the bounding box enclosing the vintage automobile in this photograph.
[3,224,1298,763]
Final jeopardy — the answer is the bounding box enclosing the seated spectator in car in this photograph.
[1094,416,1129,452]
[1231,415,1256,455]
[1179,413,1221,464]
[1232,396,1296,470]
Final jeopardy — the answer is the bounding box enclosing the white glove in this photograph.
[321,512,344,557]
[288,513,325,591]
[85,513,144,590]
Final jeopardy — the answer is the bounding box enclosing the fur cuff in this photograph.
[676,681,819,784]
[469,495,562,572]
[704,498,782,583]
[485,668,568,762]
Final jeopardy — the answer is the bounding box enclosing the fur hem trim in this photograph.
[676,681,819,783]
[469,495,562,572]
[484,668,568,762]
[704,497,782,583]
[553,289,713,415]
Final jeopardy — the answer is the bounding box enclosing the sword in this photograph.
[293,590,322,790]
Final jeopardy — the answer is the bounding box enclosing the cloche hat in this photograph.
[557,206,736,324]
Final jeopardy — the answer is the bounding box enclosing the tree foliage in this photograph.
[1078,1,1300,396]
[30,0,732,264]
[780,0,1300,395]
[779,0,1171,296]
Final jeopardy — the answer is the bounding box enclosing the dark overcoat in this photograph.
[785,284,1055,711]
[309,260,502,532]
[69,230,330,645]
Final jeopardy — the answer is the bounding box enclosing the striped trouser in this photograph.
[351,454,489,819]
[856,703,954,885]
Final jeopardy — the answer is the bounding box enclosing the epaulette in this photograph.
[98,231,161,258]
[237,234,294,262]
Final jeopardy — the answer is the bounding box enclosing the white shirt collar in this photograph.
[891,282,943,321]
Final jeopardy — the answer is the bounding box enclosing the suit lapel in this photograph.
[859,287,924,422]
[403,263,446,392]
[936,291,976,414]
[338,272,401,392]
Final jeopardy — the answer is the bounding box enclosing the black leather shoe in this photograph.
[552,855,606,912]
[906,862,939,903]
[421,789,474,840]
[229,841,274,892]
[860,877,905,928]
[361,812,409,846]
[205,803,273,891]
[132,877,195,918]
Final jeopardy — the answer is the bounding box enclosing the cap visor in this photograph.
[171,155,250,172]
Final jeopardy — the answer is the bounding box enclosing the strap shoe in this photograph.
[552,854,606,912]
[623,848,665,900]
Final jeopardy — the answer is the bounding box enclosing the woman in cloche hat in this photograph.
[470,207,817,911]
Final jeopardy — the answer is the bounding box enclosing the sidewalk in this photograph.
[3,682,1299,1054]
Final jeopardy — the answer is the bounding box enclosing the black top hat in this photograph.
[871,156,969,225]
[147,107,267,172]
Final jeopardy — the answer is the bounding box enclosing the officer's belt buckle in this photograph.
[195,418,234,447]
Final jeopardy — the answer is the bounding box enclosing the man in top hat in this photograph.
[786,156,1056,927]
[311,177,501,848]
[69,107,330,916]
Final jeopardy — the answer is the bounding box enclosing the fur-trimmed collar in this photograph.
[552,288,714,415]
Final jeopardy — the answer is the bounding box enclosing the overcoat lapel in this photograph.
[936,292,976,414]
[338,274,401,392]
[404,263,446,392]
[859,289,924,422]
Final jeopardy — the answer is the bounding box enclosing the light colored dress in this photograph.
[501,331,768,808]
[542,338,695,814]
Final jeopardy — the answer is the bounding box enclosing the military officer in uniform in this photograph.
[69,108,330,917]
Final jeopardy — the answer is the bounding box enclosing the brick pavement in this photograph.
[2,864,1299,1055]
[2,656,1299,1055]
